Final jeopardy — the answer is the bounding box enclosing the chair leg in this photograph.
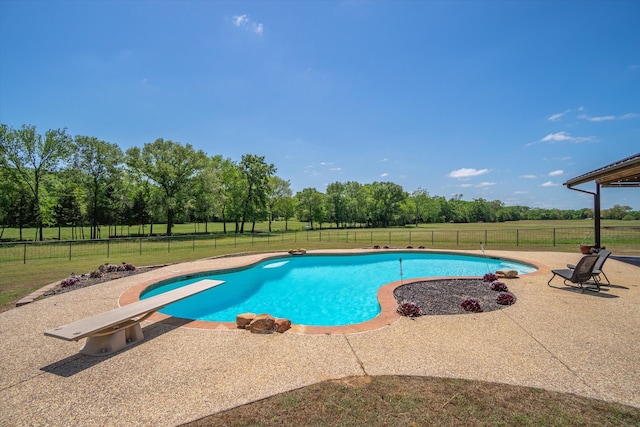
[601,271,610,285]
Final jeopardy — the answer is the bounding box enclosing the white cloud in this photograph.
[541,181,559,187]
[380,172,389,177]
[548,110,569,121]
[381,158,388,162]
[514,191,529,194]
[477,182,496,187]
[252,23,264,35]
[578,114,615,122]
[330,167,342,172]
[540,132,595,143]
[231,14,264,35]
[548,170,563,177]
[578,112,638,121]
[520,174,537,179]
[448,168,490,179]
[232,15,248,27]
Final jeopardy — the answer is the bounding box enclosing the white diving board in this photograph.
[45,279,224,356]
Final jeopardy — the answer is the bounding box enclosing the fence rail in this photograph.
[1,226,638,264]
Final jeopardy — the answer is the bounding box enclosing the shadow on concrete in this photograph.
[40,318,192,377]
[612,256,640,268]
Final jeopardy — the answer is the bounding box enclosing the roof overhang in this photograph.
[564,152,640,189]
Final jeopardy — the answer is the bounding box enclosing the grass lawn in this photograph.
[184,376,640,426]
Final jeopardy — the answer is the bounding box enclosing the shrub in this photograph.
[496,293,516,305]
[396,301,423,317]
[60,276,81,288]
[119,263,136,271]
[89,270,102,278]
[461,299,483,312]
[490,281,508,292]
[483,273,498,283]
[107,264,120,273]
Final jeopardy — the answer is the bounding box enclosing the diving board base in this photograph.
[80,323,144,356]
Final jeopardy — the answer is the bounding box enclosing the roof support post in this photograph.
[594,183,601,248]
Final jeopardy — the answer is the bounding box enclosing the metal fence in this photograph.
[1,226,638,264]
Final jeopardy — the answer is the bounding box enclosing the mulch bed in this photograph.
[394,278,516,315]
[42,266,163,297]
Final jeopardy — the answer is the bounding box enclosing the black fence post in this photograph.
[23,243,27,264]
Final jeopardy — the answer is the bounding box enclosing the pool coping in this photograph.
[118,248,546,335]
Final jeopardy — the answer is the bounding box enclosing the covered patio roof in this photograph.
[563,152,640,248]
[564,152,640,188]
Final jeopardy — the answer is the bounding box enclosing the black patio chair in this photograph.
[567,249,611,285]
[548,254,600,292]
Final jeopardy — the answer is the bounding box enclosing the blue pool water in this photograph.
[141,252,536,326]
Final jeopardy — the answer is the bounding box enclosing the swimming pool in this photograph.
[141,252,536,327]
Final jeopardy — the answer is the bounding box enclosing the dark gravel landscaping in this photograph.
[394,278,516,315]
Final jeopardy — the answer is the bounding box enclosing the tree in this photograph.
[602,205,632,220]
[344,181,366,227]
[126,139,207,236]
[408,187,440,225]
[267,176,292,232]
[51,168,84,239]
[238,154,276,233]
[192,155,223,233]
[0,124,73,240]
[325,182,348,228]
[278,196,298,231]
[295,187,324,229]
[366,182,406,227]
[218,158,244,234]
[74,136,124,239]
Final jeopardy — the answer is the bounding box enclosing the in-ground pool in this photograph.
[141,252,536,327]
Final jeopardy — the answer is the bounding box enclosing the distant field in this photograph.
[2,219,638,242]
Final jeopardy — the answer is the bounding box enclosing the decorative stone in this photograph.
[288,248,307,255]
[496,269,518,279]
[236,312,256,329]
[247,314,276,334]
[274,318,291,333]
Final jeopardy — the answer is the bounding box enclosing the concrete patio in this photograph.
[1,249,638,426]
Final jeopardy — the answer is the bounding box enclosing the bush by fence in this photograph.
[1,226,638,264]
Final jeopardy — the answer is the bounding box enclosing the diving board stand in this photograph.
[45,279,224,356]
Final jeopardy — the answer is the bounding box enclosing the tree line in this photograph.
[1,124,638,241]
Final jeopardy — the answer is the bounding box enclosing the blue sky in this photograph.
[1,0,639,210]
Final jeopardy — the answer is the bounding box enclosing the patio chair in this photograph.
[567,249,611,285]
[548,254,600,292]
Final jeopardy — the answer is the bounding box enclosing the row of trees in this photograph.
[1,124,639,241]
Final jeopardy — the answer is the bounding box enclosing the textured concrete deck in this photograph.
[1,249,638,426]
